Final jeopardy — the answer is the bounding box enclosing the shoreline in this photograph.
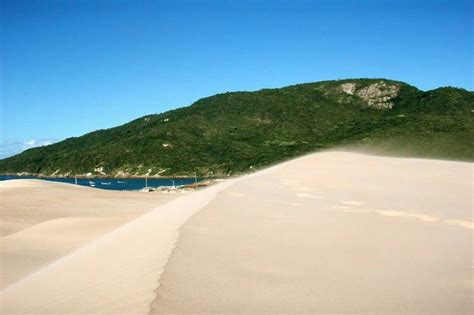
[1,151,472,314]
[2,148,473,180]
[0,179,179,290]
[1,173,237,314]
[0,177,223,194]
[0,174,221,180]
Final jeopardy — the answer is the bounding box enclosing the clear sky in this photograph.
[1,0,472,158]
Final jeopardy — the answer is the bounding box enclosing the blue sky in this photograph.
[1,0,472,158]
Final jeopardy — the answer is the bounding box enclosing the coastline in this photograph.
[0,173,219,179]
[1,175,236,314]
[0,179,178,289]
[1,152,472,314]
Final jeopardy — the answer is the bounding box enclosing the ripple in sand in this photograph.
[376,210,440,223]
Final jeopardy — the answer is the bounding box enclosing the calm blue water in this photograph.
[0,175,202,191]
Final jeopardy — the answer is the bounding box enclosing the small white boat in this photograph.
[117,181,127,184]
[89,181,95,187]
[101,182,111,185]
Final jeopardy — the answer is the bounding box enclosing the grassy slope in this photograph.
[1,79,472,176]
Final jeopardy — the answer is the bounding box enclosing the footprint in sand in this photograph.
[376,210,440,223]
[408,213,440,223]
[443,219,474,230]
[332,205,473,230]
[331,201,369,213]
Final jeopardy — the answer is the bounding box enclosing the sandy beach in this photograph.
[0,180,177,289]
[1,152,472,314]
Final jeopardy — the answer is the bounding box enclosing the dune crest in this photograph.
[0,179,234,314]
[1,152,472,314]
[0,180,176,289]
[151,152,473,314]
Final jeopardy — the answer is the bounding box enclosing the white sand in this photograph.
[0,178,234,314]
[152,152,473,314]
[1,152,472,314]
[0,180,176,289]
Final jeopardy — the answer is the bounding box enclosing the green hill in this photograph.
[1,79,473,177]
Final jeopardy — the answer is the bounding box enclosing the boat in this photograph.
[101,182,111,185]
[117,181,127,184]
[89,181,95,187]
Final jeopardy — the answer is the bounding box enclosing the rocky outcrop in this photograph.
[340,83,356,95]
[94,166,106,176]
[340,81,400,109]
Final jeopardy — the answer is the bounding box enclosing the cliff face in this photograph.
[0,78,472,177]
[339,81,400,109]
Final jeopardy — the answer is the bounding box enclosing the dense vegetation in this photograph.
[1,79,473,177]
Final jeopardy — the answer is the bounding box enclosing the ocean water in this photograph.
[0,175,203,191]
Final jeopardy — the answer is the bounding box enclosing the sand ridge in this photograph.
[0,178,236,314]
[1,152,473,314]
[0,179,177,289]
[151,152,473,314]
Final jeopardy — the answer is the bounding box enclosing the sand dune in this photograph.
[152,152,473,314]
[0,180,176,289]
[1,152,473,314]
[0,179,174,237]
[1,179,233,314]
